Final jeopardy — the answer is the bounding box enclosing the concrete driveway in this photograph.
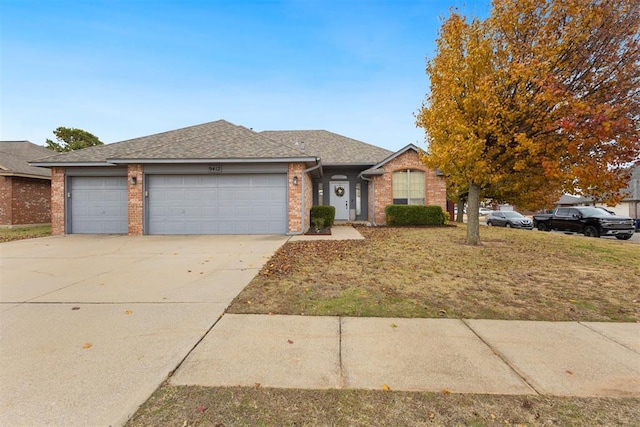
[0,234,288,427]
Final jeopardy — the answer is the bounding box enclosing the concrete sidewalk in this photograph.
[171,314,640,398]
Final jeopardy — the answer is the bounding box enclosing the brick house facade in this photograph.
[34,121,447,235]
[0,141,53,227]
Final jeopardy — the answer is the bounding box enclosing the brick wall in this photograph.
[0,176,52,226]
[127,164,144,235]
[51,168,66,234]
[288,163,305,233]
[368,150,447,224]
[0,176,11,225]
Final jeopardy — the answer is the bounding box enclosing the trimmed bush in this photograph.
[385,205,445,226]
[310,205,336,227]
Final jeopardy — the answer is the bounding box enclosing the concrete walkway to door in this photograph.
[0,234,288,427]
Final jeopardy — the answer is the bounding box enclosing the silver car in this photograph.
[486,211,533,229]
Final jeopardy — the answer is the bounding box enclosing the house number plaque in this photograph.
[208,165,223,173]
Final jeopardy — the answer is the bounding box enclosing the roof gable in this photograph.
[261,130,393,165]
[0,141,53,178]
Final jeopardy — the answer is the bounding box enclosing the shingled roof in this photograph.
[261,130,393,165]
[0,141,53,178]
[32,120,314,165]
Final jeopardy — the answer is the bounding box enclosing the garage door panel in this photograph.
[148,174,286,234]
[70,177,128,234]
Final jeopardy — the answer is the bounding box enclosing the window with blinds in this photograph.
[392,170,425,205]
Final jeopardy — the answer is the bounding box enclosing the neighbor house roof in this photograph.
[260,130,393,165]
[0,141,53,179]
[32,120,317,166]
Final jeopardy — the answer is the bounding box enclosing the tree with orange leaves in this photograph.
[417,0,640,245]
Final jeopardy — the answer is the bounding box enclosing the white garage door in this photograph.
[147,174,287,234]
[70,176,128,234]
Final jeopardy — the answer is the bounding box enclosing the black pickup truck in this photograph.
[533,206,635,240]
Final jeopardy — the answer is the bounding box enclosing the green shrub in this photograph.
[310,205,336,227]
[385,205,445,226]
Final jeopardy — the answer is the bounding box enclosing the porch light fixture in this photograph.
[130,176,137,186]
[293,176,298,185]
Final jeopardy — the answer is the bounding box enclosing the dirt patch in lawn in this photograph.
[227,226,640,321]
[126,385,640,427]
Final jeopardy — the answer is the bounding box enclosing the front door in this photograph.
[330,181,349,220]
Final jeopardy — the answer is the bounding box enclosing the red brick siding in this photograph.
[0,176,52,226]
[368,150,447,224]
[51,168,66,234]
[127,164,144,235]
[288,163,305,233]
[0,176,11,225]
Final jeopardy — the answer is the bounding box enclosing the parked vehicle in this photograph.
[479,207,492,216]
[533,206,635,240]
[486,211,533,229]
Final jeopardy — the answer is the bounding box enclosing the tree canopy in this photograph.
[417,0,640,245]
[45,127,104,152]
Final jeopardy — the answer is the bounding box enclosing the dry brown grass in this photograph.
[127,385,640,427]
[0,225,51,243]
[228,225,640,321]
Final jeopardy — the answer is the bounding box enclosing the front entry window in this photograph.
[393,170,425,205]
[317,182,324,205]
[356,182,361,216]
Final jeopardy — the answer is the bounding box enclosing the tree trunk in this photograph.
[466,183,481,245]
[456,198,465,223]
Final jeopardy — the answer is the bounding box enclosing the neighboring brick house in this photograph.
[32,120,447,235]
[0,141,53,227]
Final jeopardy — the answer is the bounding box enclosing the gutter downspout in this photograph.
[290,159,322,235]
[358,173,377,226]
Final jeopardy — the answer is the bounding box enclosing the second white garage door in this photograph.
[147,174,287,234]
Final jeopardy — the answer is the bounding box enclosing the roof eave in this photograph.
[108,157,319,164]
[359,169,385,176]
[29,161,119,167]
[0,171,52,180]
[322,162,378,167]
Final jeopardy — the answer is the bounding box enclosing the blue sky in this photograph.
[0,0,489,152]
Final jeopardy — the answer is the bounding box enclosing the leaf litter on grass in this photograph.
[228,225,640,321]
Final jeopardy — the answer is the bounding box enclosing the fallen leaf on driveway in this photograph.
[72,307,80,311]
[288,339,294,344]
[390,323,397,328]
[82,343,92,349]
[125,310,133,315]
[382,384,391,391]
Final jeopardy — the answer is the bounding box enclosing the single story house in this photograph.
[32,120,446,235]
[0,141,53,227]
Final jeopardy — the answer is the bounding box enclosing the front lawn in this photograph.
[227,225,640,321]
